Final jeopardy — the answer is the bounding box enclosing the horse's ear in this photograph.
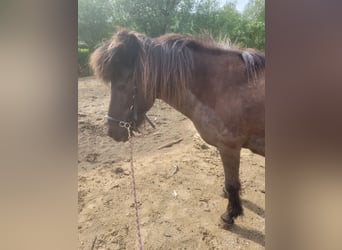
[89,30,140,83]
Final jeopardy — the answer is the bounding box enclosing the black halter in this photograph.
[104,81,138,131]
[104,81,156,131]
[104,114,133,129]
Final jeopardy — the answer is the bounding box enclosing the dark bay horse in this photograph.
[89,30,265,225]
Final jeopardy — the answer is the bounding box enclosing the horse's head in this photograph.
[90,30,153,141]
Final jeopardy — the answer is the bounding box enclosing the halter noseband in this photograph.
[104,114,133,129]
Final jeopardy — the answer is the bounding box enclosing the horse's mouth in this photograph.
[106,116,148,142]
[107,129,129,142]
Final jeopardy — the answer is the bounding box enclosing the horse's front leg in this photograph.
[219,147,243,224]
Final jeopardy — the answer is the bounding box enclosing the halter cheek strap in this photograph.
[104,82,155,131]
[104,114,132,129]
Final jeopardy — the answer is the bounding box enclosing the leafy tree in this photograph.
[240,0,265,49]
[78,0,265,55]
[78,0,265,76]
[216,2,243,44]
[191,0,221,36]
[169,0,196,33]
[112,0,183,37]
[78,0,115,50]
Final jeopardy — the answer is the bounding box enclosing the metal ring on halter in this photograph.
[105,115,131,128]
[119,121,131,129]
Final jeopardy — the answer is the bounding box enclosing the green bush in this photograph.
[78,48,91,77]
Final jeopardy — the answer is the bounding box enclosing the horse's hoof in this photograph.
[221,187,228,198]
[220,191,228,198]
[221,211,234,225]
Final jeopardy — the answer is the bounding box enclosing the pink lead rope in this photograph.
[127,128,143,250]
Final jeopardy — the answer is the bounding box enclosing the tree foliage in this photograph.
[240,0,265,49]
[112,0,179,36]
[78,0,265,75]
[78,0,115,50]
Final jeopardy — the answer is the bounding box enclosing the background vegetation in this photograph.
[78,0,264,76]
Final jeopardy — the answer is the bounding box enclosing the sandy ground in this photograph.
[78,77,265,250]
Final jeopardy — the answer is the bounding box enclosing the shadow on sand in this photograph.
[220,199,265,247]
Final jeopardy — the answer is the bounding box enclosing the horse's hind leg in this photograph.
[219,147,243,224]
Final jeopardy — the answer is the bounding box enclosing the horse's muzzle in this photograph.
[107,129,129,142]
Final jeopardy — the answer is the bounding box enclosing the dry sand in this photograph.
[78,77,265,249]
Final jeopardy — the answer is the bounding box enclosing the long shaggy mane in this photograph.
[89,30,265,103]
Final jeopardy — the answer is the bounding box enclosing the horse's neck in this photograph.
[158,89,197,119]
[158,88,229,147]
